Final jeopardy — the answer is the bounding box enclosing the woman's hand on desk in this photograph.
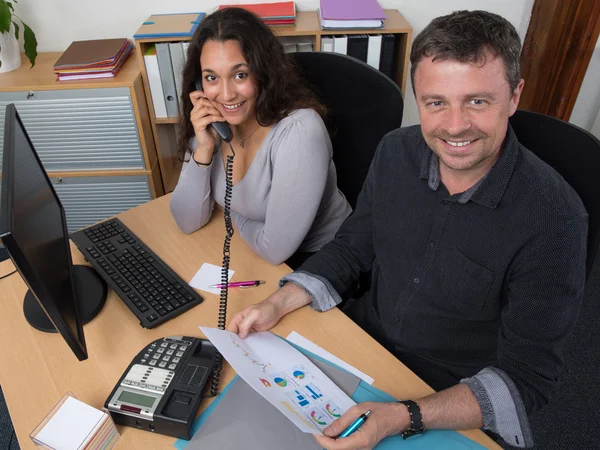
[313,402,409,450]
[227,282,311,338]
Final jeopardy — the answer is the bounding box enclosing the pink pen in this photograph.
[208,280,265,289]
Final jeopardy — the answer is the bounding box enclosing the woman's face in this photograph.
[199,39,258,126]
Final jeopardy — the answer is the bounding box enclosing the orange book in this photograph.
[219,1,296,19]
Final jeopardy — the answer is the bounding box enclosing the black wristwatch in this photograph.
[397,399,424,439]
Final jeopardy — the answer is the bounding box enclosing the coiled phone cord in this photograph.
[206,141,236,398]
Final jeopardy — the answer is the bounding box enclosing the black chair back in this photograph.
[291,52,404,208]
[510,109,600,279]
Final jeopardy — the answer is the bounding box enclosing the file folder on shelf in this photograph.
[134,13,205,39]
[155,43,180,118]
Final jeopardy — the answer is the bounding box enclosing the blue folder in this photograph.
[174,340,486,449]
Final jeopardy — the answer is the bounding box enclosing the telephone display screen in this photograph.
[118,390,156,408]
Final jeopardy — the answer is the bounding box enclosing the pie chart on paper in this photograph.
[274,377,288,387]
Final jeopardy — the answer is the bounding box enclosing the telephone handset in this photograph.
[194,78,233,143]
[194,77,236,399]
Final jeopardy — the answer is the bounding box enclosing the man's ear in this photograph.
[509,79,525,116]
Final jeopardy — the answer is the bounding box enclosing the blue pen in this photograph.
[337,410,371,438]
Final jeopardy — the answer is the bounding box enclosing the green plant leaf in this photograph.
[12,20,19,40]
[6,2,14,13]
[23,22,37,67]
[0,2,12,33]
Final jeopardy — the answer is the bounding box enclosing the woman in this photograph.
[170,7,351,267]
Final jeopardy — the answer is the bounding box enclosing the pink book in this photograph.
[320,0,386,20]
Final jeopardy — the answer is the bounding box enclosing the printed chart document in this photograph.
[286,331,374,385]
[200,327,356,434]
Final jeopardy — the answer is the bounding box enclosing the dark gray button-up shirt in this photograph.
[282,124,587,447]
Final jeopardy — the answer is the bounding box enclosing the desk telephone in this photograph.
[106,81,237,439]
[106,336,217,439]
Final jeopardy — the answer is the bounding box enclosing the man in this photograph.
[227,10,588,449]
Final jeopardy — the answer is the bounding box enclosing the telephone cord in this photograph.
[206,141,235,398]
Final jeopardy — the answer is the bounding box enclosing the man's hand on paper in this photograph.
[227,282,311,338]
[313,402,410,450]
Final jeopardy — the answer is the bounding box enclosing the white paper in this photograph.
[286,331,374,385]
[35,396,105,450]
[189,262,234,294]
[200,327,356,434]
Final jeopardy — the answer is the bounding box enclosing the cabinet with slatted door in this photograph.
[0,52,163,233]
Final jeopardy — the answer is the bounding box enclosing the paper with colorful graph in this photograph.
[199,327,356,434]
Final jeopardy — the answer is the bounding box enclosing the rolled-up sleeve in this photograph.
[463,214,587,447]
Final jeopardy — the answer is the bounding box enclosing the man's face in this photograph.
[414,53,524,181]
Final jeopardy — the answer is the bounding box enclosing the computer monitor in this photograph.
[0,104,107,361]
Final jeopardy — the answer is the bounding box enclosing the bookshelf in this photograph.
[134,9,412,193]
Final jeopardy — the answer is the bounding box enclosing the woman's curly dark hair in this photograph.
[177,7,326,159]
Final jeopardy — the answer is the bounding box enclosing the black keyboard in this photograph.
[70,218,203,328]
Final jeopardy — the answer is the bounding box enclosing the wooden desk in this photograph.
[0,195,499,449]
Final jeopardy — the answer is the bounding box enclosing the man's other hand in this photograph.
[227,282,312,338]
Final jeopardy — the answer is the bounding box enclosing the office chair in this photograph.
[509,109,600,280]
[291,51,404,209]
[287,52,403,282]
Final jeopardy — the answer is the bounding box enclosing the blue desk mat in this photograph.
[175,339,486,449]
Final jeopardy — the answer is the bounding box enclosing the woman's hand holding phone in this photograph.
[189,87,227,164]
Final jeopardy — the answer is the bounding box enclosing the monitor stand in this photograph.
[23,265,108,333]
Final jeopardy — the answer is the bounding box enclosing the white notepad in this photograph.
[35,396,105,450]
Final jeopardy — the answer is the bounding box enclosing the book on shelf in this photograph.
[144,45,168,119]
[347,34,368,63]
[53,38,133,81]
[319,0,386,29]
[321,36,334,52]
[366,34,382,69]
[219,1,296,25]
[378,34,396,80]
[155,43,180,118]
[133,12,205,39]
[333,35,348,55]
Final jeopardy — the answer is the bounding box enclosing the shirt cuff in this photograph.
[279,270,342,312]
[461,367,534,448]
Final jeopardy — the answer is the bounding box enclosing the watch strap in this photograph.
[397,399,424,439]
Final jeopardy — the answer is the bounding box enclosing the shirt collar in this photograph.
[419,125,521,208]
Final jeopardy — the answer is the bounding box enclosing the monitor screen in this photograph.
[0,104,87,360]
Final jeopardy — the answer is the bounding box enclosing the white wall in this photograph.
[13,0,534,127]
[569,39,600,139]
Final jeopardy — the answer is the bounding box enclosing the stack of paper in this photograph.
[319,0,386,29]
[219,1,297,26]
[31,395,119,450]
[53,39,133,81]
